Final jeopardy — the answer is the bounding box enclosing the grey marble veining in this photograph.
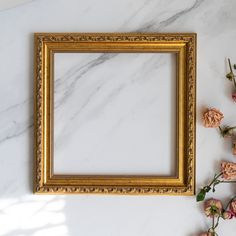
[0,0,230,147]
[0,0,209,149]
[0,99,32,144]
[0,0,33,12]
[133,0,206,32]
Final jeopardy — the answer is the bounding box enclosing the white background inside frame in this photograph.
[54,52,176,176]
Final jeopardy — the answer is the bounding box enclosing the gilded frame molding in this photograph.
[34,33,196,195]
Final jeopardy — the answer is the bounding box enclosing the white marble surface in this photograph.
[0,0,33,11]
[0,0,236,235]
[54,53,176,175]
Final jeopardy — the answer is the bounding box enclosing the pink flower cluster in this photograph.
[204,198,236,219]
[199,60,236,235]
[199,199,236,235]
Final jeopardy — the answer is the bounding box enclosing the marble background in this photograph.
[54,53,176,175]
[0,0,236,235]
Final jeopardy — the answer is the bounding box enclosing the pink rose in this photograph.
[202,108,224,128]
[204,198,223,217]
[221,161,236,180]
[230,200,236,214]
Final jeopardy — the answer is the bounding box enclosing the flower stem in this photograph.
[208,173,223,187]
[220,180,236,183]
[209,217,218,236]
[228,58,236,88]
[218,126,222,133]
[227,126,236,131]
[213,216,220,230]
[218,125,236,137]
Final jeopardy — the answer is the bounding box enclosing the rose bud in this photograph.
[222,210,234,220]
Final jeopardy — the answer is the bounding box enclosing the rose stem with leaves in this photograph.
[197,173,236,202]
[227,58,236,88]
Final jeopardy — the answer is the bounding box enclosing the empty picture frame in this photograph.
[34,33,196,195]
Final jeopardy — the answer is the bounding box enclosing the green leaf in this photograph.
[226,72,234,81]
[196,189,206,202]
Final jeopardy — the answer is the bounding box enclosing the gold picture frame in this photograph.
[34,33,196,195]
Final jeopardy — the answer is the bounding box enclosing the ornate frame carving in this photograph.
[34,33,196,195]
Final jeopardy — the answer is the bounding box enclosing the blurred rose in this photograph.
[230,200,236,214]
[221,161,236,180]
[222,210,234,219]
[200,232,214,236]
[203,108,224,128]
[204,198,223,217]
[232,92,236,102]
